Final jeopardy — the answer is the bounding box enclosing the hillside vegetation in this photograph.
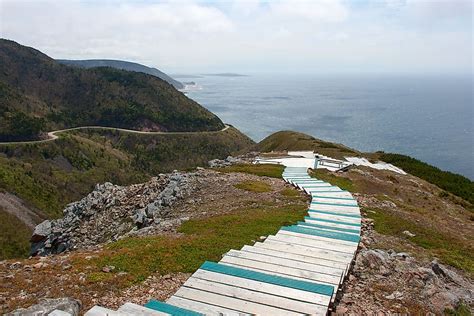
[255,130,358,159]
[378,153,474,206]
[0,39,223,141]
[57,59,183,89]
[0,127,253,220]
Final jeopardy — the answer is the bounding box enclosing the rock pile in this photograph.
[208,155,244,168]
[30,172,192,256]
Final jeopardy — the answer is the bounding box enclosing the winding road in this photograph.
[0,124,231,145]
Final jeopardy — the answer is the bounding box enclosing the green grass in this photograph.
[444,302,472,316]
[365,207,474,275]
[379,153,474,206]
[280,188,301,197]
[311,169,355,192]
[86,203,307,283]
[217,163,284,178]
[234,180,272,193]
[0,208,31,259]
[254,131,357,160]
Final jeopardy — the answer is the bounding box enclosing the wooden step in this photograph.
[145,300,203,316]
[167,296,250,316]
[118,303,170,315]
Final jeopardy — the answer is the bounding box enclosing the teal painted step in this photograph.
[145,300,203,316]
[308,209,361,219]
[312,195,355,201]
[282,225,360,243]
[297,221,360,234]
[200,261,334,297]
[311,201,358,207]
[304,216,361,227]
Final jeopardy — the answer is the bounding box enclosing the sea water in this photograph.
[186,74,473,179]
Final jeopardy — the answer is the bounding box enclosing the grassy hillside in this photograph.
[378,153,474,206]
[255,130,358,159]
[0,39,224,141]
[0,127,253,220]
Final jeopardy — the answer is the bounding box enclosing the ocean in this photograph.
[185,74,473,179]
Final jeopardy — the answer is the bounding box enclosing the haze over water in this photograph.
[187,74,473,179]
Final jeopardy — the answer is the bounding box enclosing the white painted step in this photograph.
[84,306,128,316]
[220,254,341,286]
[228,248,344,277]
[304,217,361,231]
[277,230,358,250]
[270,233,356,256]
[312,197,358,205]
[192,269,331,308]
[241,244,348,270]
[118,303,169,315]
[307,212,361,224]
[182,277,327,315]
[173,287,306,316]
[297,222,360,236]
[167,296,250,316]
[263,237,353,262]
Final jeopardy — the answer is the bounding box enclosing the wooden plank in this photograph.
[282,226,360,243]
[84,306,128,316]
[220,255,341,286]
[278,230,359,249]
[227,249,344,277]
[312,197,358,205]
[174,287,307,316]
[241,244,348,270]
[304,217,361,231]
[253,240,350,267]
[304,216,361,228]
[118,303,170,316]
[309,204,361,214]
[183,277,328,315]
[305,187,342,193]
[297,222,360,235]
[200,261,333,296]
[272,233,357,255]
[192,269,331,307]
[307,211,361,224]
[168,295,251,316]
[218,261,338,303]
[145,300,203,316]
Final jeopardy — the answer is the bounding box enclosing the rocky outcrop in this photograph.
[6,298,80,316]
[336,218,474,314]
[208,155,244,168]
[30,172,192,256]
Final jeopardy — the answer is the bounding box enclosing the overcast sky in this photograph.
[0,0,472,74]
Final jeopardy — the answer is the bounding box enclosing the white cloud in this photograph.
[0,0,471,74]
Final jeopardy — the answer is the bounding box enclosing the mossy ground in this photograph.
[234,180,272,192]
[217,163,284,178]
[76,201,307,285]
[310,169,356,192]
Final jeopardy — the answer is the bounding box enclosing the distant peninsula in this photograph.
[203,73,248,77]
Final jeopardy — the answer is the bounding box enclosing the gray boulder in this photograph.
[6,298,81,316]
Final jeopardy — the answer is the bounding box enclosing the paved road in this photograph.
[0,124,231,145]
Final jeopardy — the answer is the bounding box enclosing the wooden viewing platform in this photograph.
[85,166,360,315]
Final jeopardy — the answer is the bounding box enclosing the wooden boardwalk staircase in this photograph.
[85,166,360,315]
